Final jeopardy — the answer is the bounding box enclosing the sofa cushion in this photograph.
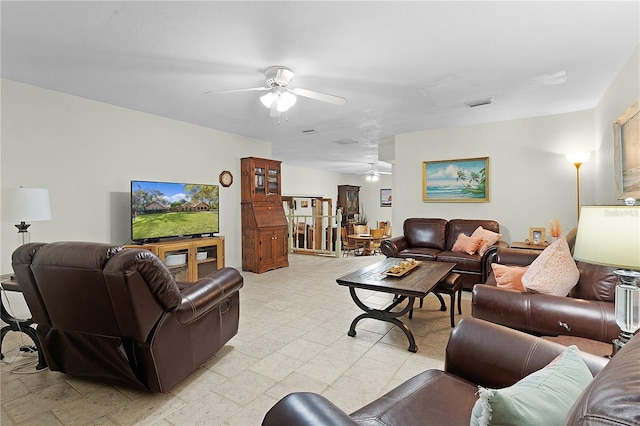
[437,251,483,273]
[398,247,440,261]
[403,218,447,250]
[351,369,480,426]
[470,345,593,426]
[569,261,618,302]
[446,219,500,251]
[471,226,502,256]
[491,264,527,291]
[452,233,483,255]
[521,236,579,296]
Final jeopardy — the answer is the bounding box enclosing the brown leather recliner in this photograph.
[472,244,622,344]
[263,317,640,425]
[12,241,243,392]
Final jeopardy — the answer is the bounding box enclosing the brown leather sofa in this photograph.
[472,245,622,344]
[263,317,640,425]
[12,241,243,392]
[380,218,508,290]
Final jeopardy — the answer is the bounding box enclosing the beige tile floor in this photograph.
[1,254,473,425]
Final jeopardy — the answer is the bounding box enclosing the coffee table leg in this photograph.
[347,287,418,352]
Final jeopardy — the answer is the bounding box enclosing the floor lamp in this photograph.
[565,152,590,221]
[1,187,52,246]
[573,205,640,354]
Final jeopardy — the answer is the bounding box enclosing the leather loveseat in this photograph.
[381,218,508,290]
[472,245,622,345]
[263,317,640,425]
[11,241,243,392]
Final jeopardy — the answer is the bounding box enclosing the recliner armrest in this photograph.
[380,236,408,257]
[471,284,619,343]
[445,318,607,389]
[480,240,510,281]
[262,392,358,426]
[175,267,243,324]
[496,247,540,266]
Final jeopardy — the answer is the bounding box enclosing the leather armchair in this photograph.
[263,317,630,426]
[472,245,621,344]
[12,241,243,392]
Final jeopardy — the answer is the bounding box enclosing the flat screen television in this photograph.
[131,180,219,242]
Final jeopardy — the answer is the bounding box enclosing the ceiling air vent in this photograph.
[301,129,319,135]
[465,98,494,108]
[334,139,358,145]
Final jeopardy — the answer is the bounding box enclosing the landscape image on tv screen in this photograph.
[131,180,219,241]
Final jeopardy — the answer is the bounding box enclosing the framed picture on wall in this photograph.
[613,99,640,200]
[380,188,392,207]
[422,157,490,202]
[301,200,309,208]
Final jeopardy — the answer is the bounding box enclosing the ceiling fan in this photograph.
[206,66,347,118]
[366,163,392,181]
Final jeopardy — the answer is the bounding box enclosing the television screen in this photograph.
[131,180,219,242]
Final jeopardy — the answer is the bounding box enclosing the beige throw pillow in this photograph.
[491,264,528,291]
[521,236,579,296]
[471,226,502,256]
[452,233,483,255]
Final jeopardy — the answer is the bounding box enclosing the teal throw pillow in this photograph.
[469,345,593,426]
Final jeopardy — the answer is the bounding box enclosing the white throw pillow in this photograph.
[521,236,579,296]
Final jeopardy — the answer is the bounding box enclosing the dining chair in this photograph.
[341,227,362,257]
[369,228,385,255]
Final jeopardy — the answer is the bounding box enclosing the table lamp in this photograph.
[1,187,52,245]
[573,205,640,352]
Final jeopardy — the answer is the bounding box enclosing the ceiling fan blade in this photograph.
[291,87,347,105]
[205,87,269,95]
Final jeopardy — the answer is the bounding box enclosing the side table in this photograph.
[0,274,47,370]
[510,241,548,251]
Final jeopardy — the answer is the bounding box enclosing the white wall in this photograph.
[392,110,595,243]
[390,44,639,242]
[593,46,640,204]
[0,79,272,274]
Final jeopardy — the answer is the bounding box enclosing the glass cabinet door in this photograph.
[267,165,280,196]
[254,166,266,196]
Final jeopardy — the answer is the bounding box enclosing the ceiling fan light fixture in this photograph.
[260,92,275,108]
[277,91,297,112]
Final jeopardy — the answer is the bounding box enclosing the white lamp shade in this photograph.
[565,152,591,165]
[2,187,52,222]
[573,206,640,270]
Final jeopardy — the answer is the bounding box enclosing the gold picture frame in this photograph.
[423,157,489,202]
[527,227,546,245]
[613,99,640,200]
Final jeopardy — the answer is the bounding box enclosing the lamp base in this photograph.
[15,221,31,246]
[613,269,640,286]
[613,331,635,355]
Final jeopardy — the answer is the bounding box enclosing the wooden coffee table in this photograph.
[336,258,456,352]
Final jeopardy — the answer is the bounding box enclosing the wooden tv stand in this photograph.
[125,236,225,283]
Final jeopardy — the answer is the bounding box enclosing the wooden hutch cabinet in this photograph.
[241,157,289,273]
[337,185,360,227]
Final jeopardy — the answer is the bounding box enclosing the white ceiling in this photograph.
[2,1,639,176]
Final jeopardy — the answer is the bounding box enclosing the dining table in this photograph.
[348,233,384,256]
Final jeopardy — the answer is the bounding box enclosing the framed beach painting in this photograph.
[423,157,490,202]
[613,99,640,200]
